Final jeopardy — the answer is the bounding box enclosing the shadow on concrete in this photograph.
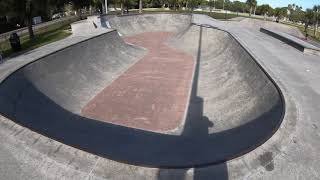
[157,25,228,179]
[0,27,284,169]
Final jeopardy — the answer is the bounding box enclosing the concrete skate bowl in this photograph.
[0,14,284,168]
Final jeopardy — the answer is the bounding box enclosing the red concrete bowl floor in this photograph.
[81,32,195,132]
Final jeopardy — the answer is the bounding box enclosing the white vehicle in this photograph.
[52,13,64,20]
[194,8,203,11]
[33,16,42,25]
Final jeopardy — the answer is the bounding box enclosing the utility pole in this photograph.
[105,0,108,14]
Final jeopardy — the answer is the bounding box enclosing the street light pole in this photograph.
[105,0,108,14]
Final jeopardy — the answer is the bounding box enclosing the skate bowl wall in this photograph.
[168,25,283,134]
[107,13,192,36]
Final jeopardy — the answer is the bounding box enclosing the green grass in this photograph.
[196,11,238,20]
[298,26,320,42]
[109,9,239,20]
[280,21,320,42]
[146,9,238,20]
[0,25,72,58]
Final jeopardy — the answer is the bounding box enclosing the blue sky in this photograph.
[238,0,318,10]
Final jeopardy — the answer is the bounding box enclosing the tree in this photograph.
[167,0,185,10]
[188,0,201,11]
[224,0,233,11]
[72,0,90,13]
[287,3,294,20]
[231,1,246,14]
[123,0,136,13]
[90,0,103,14]
[49,0,68,13]
[3,0,36,39]
[25,0,34,39]
[304,9,314,36]
[2,0,77,38]
[139,0,142,13]
[286,4,304,23]
[274,7,287,21]
[177,0,185,10]
[0,0,13,17]
[257,4,271,20]
[246,0,257,16]
[290,6,304,23]
[313,5,320,36]
[208,0,214,12]
[216,0,224,9]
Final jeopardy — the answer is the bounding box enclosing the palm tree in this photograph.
[25,0,35,39]
[208,0,214,12]
[185,0,188,9]
[260,4,271,21]
[313,5,320,36]
[246,0,257,17]
[139,0,142,13]
[304,9,314,37]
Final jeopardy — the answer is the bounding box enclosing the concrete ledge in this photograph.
[260,27,320,56]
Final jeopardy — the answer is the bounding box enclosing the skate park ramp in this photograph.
[0,14,284,167]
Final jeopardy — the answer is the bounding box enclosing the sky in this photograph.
[238,0,318,10]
